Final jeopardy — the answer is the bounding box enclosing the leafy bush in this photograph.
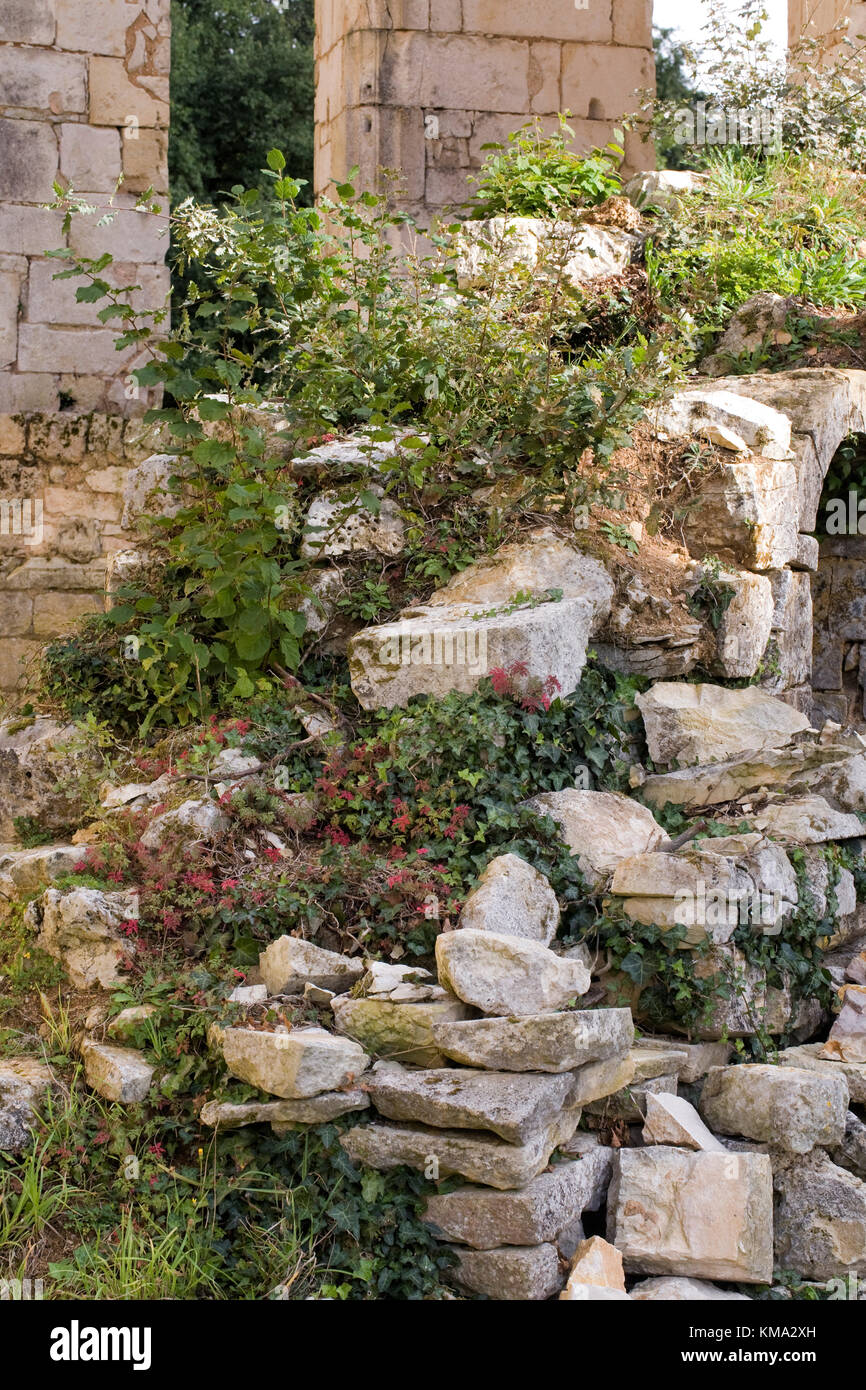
[42,152,676,733]
[471,115,624,217]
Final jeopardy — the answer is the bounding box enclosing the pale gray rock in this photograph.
[608,1147,774,1284]
[753,795,865,844]
[643,1092,727,1152]
[652,388,793,459]
[139,797,229,851]
[454,216,637,291]
[258,936,364,996]
[521,789,668,889]
[635,1036,732,1082]
[199,1089,369,1130]
[774,1150,866,1280]
[699,1064,848,1153]
[300,487,404,560]
[459,853,559,945]
[340,1109,582,1190]
[354,960,442,1003]
[585,1072,678,1123]
[366,1059,577,1144]
[447,1242,564,1300]
[0,844,81,909]
[330,994,472,1067]
[221,1026,369,1099]
[25,886,138,989]
[0,1058,54,1152]
[435,928,590,1016]
[423,1149,613,1250]
[635,682,810,768]
[630,1277,750,1301]
[432,1008,633,1072]
[81,1040,154,1104]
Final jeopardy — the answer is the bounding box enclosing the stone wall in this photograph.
[314,0,655,223]
[0,411,162,694]
[0,0,170,417]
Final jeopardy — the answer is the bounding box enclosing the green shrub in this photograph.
[471,115,624,217]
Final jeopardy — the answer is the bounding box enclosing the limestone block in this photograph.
[0,120,58,203]
[17,325,137,376]
[258,935,364,996]
[0,48,86,115]
[331,993,472,1067]
[561,42,654,121]
[432,1008,634,1072]
[56,0,135,56]
[435,928,590,1016]
[774,1150,866,1281]
[58,124,122,193]
[122,127,169,194]
[68,202,169,263]
[32,590,100,637]
[222,1026,370,1099]
[699,1063,848,1154]
[459,853,560,945]
[448,1243,563,1300]
[2,0,56,44]
[713,572,773,679]
[88,55,169,128]
[522,789,668,889]
[81,1040,154,1104]
[608,1147,774,1283]
[424,1149,614,1250]
[25,886,138,990]
[636,681,810,768]
[200,1090,370,1130]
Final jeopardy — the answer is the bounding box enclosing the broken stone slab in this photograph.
[568,1053,636,1105]
[199,1089,370,1130]
[426,528,613,619]
[700,292,803,377]
[348,594,596,711]
[432,1008,634,1072]
[652,387,793,459]
[330,994,472,1067]
[447,1242,563,1301]
[692,368,866,533]
[228,984,268,1006]
[635,1036,732,1082]
[354,960,443,1003]
[712,571,773,679]
[340,1108,582,1190]
[423,1149,613,1250]
[636,682,810,769]
[822,983,866,1064]
[643,1092,727,1152]
[640,735,865,811]
[0,1058,55,1153]
[458,853,559,946]
[564,1235,625,1293]
[521,789,669,890]
[774,1149,866,1280]
[607,1146,774,1284]
[258,936,364,996]
[139,797,229,851]
[625,168,710,210]
[753,795,865,844]
[365,1060,578,1145]
[683,455,800,569]
[24,886,139,989]
[585,1072,678,1124]
[0,844,81,909]
[435,928,590,1017]
[454,216,637,291]
[699,1064,848,1154]
[221,1026,369,1099]
[763,568,814,692]
[80,1040,155,1104]
[613,837,798,945]
[630,1277,750,1301]
[630,1046,688,1081]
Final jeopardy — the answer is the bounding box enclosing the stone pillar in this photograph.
[315,0,655,224]
[0,0,170,417]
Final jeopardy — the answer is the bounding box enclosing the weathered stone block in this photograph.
[0,47,86,114]
[68,202,169,263]
[608,1147,774,1284]
[561,42,654,121]
[0,120,58,202]
[331,994,472,1067]
[424,1149,613,1249]
[432,1008,634,1072]
[448,1243,563,1300]
[122,126,169,194]
[59,123,122,192]
[88,56,169,127]
[81,1040,154,1104]
[1,0,56,45]
[56,0,134,56]
[699,1064,848,1154]
[222,1026,370,1099]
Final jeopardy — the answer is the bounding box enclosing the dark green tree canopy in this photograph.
[170,0,315,204]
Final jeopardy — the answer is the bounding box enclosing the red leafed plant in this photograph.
[489,662,562,712]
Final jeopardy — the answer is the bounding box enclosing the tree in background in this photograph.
[652,27,707,170]
[170,0,315,204]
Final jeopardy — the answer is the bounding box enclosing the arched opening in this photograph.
[812,432,866,726]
